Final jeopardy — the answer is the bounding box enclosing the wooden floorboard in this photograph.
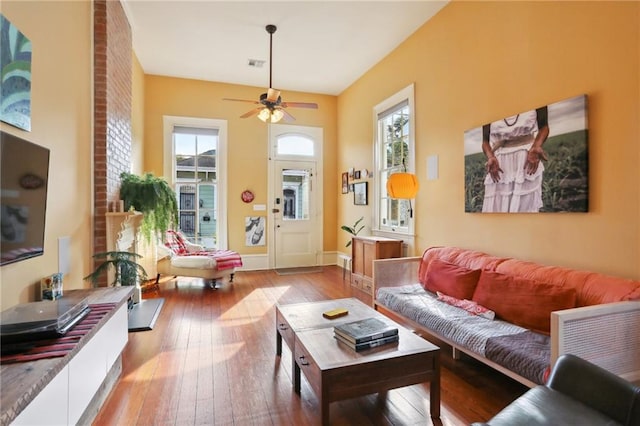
[93,267,527,425]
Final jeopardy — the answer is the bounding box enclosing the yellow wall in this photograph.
[143,76,338,253]
[338,1,640,278]
[1,1,93,309]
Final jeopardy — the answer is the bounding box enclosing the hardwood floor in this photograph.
[93,267,527,425]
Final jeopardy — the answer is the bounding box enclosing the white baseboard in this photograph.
[236,252,351,271]
[236,254,270,271]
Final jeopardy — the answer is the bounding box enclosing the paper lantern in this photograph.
[386,172,419,199]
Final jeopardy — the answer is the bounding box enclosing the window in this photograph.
[164,117,228,249]
[277,134,314,157]
[373,84,415,235]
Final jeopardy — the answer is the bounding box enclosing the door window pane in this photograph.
[282,168,310,220]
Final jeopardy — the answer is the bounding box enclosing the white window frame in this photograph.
[372,83,416,238]
[163,115,229,249]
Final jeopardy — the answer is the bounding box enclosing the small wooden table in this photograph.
[275,298,440,425]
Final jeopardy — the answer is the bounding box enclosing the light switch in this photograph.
[427,155,439,180]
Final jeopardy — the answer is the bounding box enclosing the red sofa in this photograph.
[373,246,640,387]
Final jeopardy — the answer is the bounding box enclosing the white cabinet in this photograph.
[10,302,129,425]
[68,304,127,424]
[12,366,69,426]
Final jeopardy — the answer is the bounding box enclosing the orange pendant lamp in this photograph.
[386,172,419,199]
[386,159,419,218]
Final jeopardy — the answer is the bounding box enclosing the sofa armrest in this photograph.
[551,301,640,382]
[547,354,640,425]
[157,243,173,260]
[372,256,421,297]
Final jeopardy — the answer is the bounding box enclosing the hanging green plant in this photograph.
[119,172,178,242]
[341,216,364,247]
[84,251,148,287]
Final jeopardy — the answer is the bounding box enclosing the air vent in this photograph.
[247,59,266,68]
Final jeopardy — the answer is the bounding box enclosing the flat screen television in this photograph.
[0,130,50,266]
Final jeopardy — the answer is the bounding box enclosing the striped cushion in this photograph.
[165,230,188,255]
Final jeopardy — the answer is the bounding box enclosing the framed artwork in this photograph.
[354,170,361,180]
[353,182,368,205]
[464,94,588,213]
[341,172,349,194]
[245,216,266,246]
[0,15,32,131]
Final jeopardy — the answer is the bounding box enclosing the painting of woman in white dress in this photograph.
[464,95,588,213]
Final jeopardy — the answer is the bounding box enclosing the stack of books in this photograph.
[334,317,399,352]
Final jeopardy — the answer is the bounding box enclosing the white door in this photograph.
[269,125,323,269]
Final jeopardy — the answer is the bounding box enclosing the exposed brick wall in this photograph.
[93,0,132,282]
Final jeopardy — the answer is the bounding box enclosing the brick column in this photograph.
[93,0,133,284]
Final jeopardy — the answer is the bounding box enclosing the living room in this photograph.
[1,0,639,424]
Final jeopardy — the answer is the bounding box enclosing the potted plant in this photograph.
[119,172,179,242]
[84,251,148,287]
[341,216,364,247]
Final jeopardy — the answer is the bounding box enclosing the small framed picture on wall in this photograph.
[353,182,368,205]
[341,172,349,194]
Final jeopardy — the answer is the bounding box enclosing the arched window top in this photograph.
[277,133,314,156]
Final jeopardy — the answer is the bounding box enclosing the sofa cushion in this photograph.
[421,258,481,300]
[472,270,577,334]
[436,292,495,320]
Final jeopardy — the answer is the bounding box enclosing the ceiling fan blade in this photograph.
[223,98,260,104]
[266,88,281,103]
[281,101,318,109]
[240,108,263,118]
[281,108,296,122]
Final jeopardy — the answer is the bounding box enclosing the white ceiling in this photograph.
[122,1,448,96]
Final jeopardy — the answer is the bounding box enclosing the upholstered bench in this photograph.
[156,230,242,288]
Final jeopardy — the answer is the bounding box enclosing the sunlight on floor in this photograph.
[217,285,291,323]
[124,342,246,380]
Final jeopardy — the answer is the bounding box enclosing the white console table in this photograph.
[0,287,133,425]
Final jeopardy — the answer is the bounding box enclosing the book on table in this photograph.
[334,332,399,352]
[333,317,398,344]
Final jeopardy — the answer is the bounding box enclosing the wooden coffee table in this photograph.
[275,298,440,425]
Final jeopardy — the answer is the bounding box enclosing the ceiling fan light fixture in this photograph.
[257,108,271,122]
[257,108,284,123]
[271,109,284,123]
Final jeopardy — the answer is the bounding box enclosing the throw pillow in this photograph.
[436,291,495,320]
[472,270,577,334]
[422,258,482,300]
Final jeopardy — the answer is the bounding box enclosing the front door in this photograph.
[269,125,323,269]
[273,161,317,268]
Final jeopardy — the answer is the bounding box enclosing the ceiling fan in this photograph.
[223,24,318,123]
